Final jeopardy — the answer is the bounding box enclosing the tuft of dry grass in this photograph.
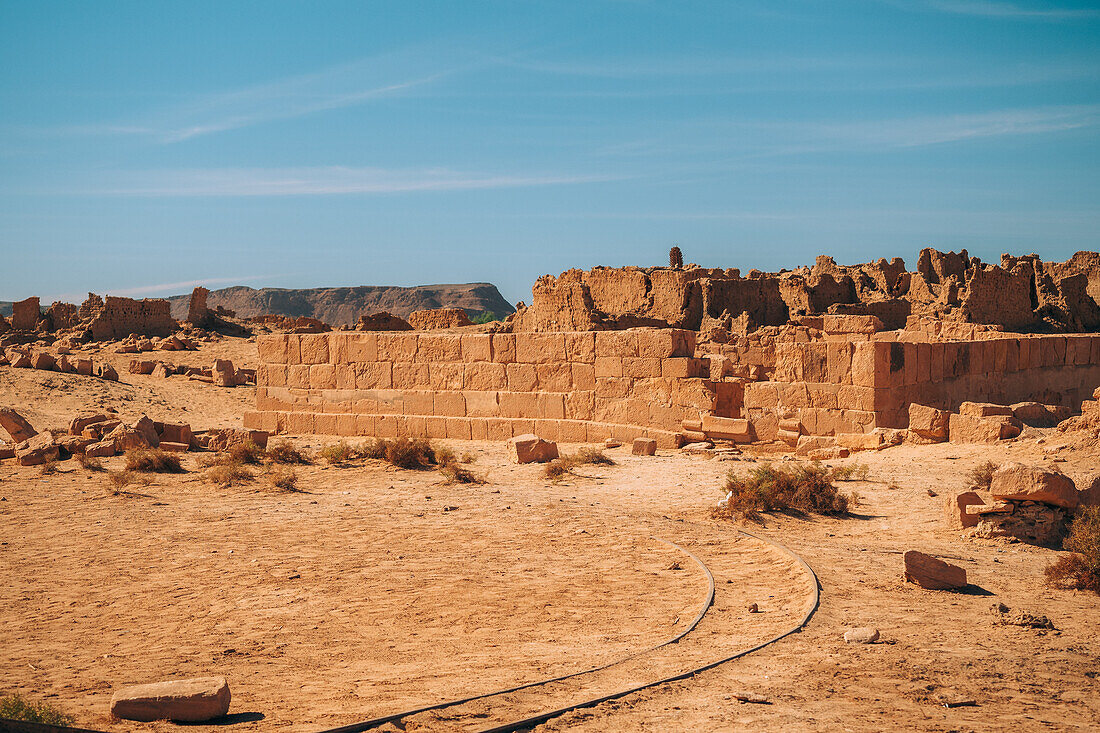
[967,460,1000,490]
[266,439,309,464]
[439,462,485,484]
[39,458,60,476]
[432,443,457,467]
[713,462,855,521]
[107,469,152,490]
[203,463,254,487]
[227,441,266,465]
[77,452,105,472]
[1045,506,1100,594]
[266,466,301,492]
[541,446,615,481]
[830,463,869,481]
[0,694,74,726]
[125,448,184,473]
[319,441,357,466]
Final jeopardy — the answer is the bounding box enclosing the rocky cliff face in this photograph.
[512,249,1100,335]
[166,283,514,326]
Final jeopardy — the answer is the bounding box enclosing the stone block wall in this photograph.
[245,329,710,447]
[745,335,1100,438]
[87,297,175,341]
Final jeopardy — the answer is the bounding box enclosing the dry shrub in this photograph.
[1045,506,1100,594]
[266,466,300,492]
[383,437,436,469]
[830,463,869,481]
[227,441,266,465]
[0,694,74,726]
[433,443,457,467]
[967,460,999,490]
[77,452,105,472]
[461,451,477,464]
[266,440,309,464]
[358,438,387,460]
[713,462,854,520]
[439,462,484,484]
[319,441,357,465]
[541,447,615,481]
[39,458,59,476]
[125,448,184,473]
[204,463,254,487]
[107,470,151,489]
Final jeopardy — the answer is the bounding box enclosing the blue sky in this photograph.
[1,1,1098,306]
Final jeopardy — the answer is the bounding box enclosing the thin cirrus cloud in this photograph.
[80,166,618,197]
[45,275,275,303]
[70,45,479,143]
[886,0,1100,19]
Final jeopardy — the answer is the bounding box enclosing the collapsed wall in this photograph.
[512,249,1100,335]
[81,295,175,341]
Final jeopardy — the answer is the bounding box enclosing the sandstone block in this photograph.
[0,442,15,459]
[903,550,967,590]
[948,414,1021,444]
[159,422,192,446]
[908,403,949,442]
[16,433,59,465]
[1010,401,1069,428]
[158,441,190,453]
[97,363,119,381]
[132,416,160,447]
[110,676,230,723]
[30,351,57,371]
[959,401,1013,418]
[129,359,155,375]
[0,407,39,443]
[1079,477,1100,508]
[990,463,1078,509]
[507,434,559,464]
[107,426,154,452]
[700,415,752,443]
[75,358,93,376]
[70,413,109,435]
[631,437,657,456]
[944,490,984,529]
[843,627,880,644]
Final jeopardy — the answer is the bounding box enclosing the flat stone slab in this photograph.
[110,676,230,722]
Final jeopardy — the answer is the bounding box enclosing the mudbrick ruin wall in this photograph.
[245,330,709,448]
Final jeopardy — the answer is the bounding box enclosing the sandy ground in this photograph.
[2,336,1099,732]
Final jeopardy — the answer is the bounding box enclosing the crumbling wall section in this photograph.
[85,296,175,341]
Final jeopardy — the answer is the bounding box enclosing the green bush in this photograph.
[0,694,74,726]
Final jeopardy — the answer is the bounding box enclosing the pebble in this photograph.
[844,627,880,644]
[747,603,760,613]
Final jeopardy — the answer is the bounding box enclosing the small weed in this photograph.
[266,466,301,492]
[107,470,152,489]
[967,460,999,490]
[0,694,74,726]
[543,460,572,482]
[77,452,105,472]
[713,462,855,521]
[227,441,266,465]
[204,463,254,487]
[461,451,477,464]
[125,449,184,473]
[266,440,309,464]
[383,437,436,469]
[433,443,457,467]
[439,462,485,484]
[1045,506,1100,594]
[541,447,615,482]
[358,438,387,460]
[319,441,356,465]
[830,463,869,481]
[39,458,60,476]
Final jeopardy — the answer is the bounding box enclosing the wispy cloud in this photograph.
[881,0,1100,19]
[49,45,478,143]
[44,275,275,303]
[67,166,617,197]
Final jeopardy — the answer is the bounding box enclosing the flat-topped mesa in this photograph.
[509,248,1100,336]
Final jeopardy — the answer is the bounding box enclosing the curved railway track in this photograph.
[319,527,819,733]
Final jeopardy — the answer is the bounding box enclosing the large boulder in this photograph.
[903,550,967,590]
[110,676,230,722]
[1010,401,1071,428]
[15,433,60,466]
[132,416,160,448]
[990,463,1078,510]
[908,403,949,442]
[0,407,38,443]
[70,413,110,435]
[1080,477,1100,508]
[507,434,559,464]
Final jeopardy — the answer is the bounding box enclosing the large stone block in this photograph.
[110,676,230,723]
[908,403,949,442]
[0,407,38,443]
[700,415,752,443]
[507,433,559,463]
[516,333,567,363]
[959,401,1012,418]
[944,490,984,529]
[948,413,1021,444]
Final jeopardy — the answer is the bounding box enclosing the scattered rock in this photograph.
[603,438,622,448]
[844,627,880,644]
[109,676,230,722]
[991,603,1055,630]
[903,550,967,590]
[944,490,984,530]
[631,437,657,456]
[747,603,759,613]
[507,434,559,464]
[908,403,949,442]
[0,407,38,443]
[15,433,60,466]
